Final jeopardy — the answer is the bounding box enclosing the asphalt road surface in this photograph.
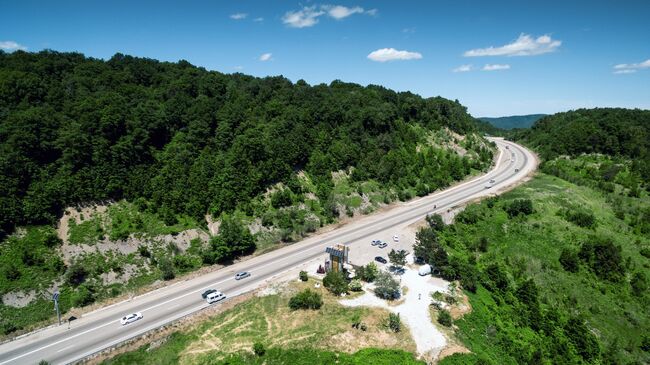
[0,138,536,365]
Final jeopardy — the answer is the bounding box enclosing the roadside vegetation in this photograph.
[423,166,650,364]
[101,279,421,365]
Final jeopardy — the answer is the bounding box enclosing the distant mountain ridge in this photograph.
[479,114,546,130]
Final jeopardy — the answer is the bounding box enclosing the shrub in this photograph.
[559,247,580,273]
[438,309,452,327]
[288,289,323,310]
[323,270,348,296]
[579,237,625,282]
[425,213,445,231]
[504,199,534,218]
[299,270,308,282]
[4,264,21,281]
[349,279,363,292]
[271,188,293,209]
[253,342,266,356]
[72,284,95,307]
[358,262,378,282]
[159,258,176,281]
[631,272,648,296]
[566,210,596,228]
[65,262,88,286]
[374,271,400,300]
[138,245,151,258]
[388,313,401,332]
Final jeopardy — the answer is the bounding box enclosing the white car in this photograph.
[378,242,388,249]
[206,291,226,304]
[120,312,143,325]
[392,235,399,242]
[235,271,251,280]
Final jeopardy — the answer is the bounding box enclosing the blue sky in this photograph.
[1,0,649,116]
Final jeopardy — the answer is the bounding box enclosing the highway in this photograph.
[0,138,536,365]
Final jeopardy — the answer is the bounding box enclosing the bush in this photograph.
[425,213,445,231]
[138,245,151,258]
[631,272,648,296]
[438,309,452,327]
[559,247,580,273]
[288,289,323,310]
[253,342,266,356]
[579,237,625,282]
[388,313,401,332]
[566,210,596,228]
[374,271,400,300]
[72,284,95,307]
[4,264,21,281]
[349,279,363,292]
[323,270,348,296]
[504,199,534,218]
[159,258,176,281]
[65,262,88,286]
[358,262,378,282]
[299,270,308,282]
[271,188,293,209]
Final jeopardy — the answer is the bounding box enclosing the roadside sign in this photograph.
[53,291,59,302]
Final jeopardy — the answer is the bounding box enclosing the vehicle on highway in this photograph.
[235,271,251,280]
[515,168,519,172]
[375,256,387,264]
[378,242,388,248]
[485,183,493,189]
[392,234,399,242]
[489,179,496,183]
[120,312,143,325]
[201,289,217,299]
[505,145,509,149]
[371,239,381,246]
[206,291,226,304]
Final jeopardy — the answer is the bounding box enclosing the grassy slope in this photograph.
[439,173,649,364]
[102,280,422,365]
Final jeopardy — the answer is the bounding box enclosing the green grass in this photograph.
[102,281,418,364]
[438,173,650,364]
[68,217,104,245]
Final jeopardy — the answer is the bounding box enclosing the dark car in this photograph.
[375,256,387,264]
[201,289,217,299]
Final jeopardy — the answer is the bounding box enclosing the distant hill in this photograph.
[516,108,650,180]
[479,114,546,130]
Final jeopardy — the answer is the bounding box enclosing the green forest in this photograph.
[0,50,492,241]
[515,108,650,182]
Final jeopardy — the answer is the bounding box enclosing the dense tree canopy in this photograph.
[0,50,490,240]
[516,108,650,181]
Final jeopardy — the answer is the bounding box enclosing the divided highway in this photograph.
[0,138,536,365]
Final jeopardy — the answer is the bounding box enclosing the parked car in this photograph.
[418,264,432,276]
[375,256,387,264]
[120,312,143,325]
[392,235,399,242]
[235,271,251,280]
[201,289,217,299]
[371,239,381,246]
[378,242,388,249]
[206,291,226,304]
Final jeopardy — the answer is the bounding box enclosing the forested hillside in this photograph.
[479,114,546,130]
[516,108,650,181]
[0,50,492,240]
[0,51,494,335]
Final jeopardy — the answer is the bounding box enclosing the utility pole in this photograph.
[53,291,61,325]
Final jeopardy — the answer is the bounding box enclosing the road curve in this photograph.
[0,138,536,365]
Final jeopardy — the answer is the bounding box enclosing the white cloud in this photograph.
[283,4,375,28]
[453,64,473,72]
[253,17,264,22]
[0,40,27,51]
[325,5,364,19]
[233,65,244,70]
[483,64,511,71]
[230,13,248,20]
[402,27,416,34]
[367,48,422,62]
[259,53,272,62]
[282,6,325,28]
[613,59,650,74]
[464,33,561,57]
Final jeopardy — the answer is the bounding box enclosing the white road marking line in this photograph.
[56,345,74,353]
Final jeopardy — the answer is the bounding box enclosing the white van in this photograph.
[418,264,432,276]
[206,291,226,304]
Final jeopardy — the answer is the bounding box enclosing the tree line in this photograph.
[0,50,489,240]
